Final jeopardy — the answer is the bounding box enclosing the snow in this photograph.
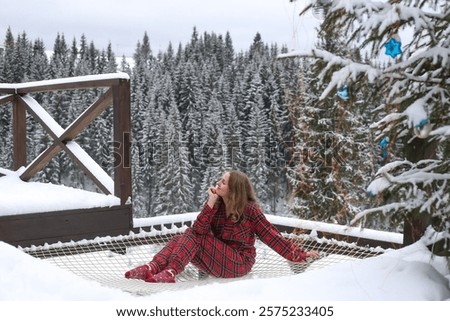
[65,141,115,194]
[0,168,448,302]
[0,232,449,301]
[367,176,391,196]
[21,94,65,137]
[0,234,449,321]
[403,98,428,129]
[0,72,129,91]
[150,238,449,301]
[0,240,131,300]
[0,167,119,216]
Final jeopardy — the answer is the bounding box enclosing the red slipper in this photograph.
[145,269,176,283]
[125,262,159,280]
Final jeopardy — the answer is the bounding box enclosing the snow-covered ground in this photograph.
[1,229,449,301]
[0,168,449,320]
[0,235,449,320]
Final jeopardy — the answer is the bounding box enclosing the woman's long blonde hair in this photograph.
[222,170,259,223]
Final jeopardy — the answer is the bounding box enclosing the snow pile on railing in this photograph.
[0,167,120,216]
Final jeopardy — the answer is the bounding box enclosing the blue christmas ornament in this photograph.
[384,35,402,58]
[414,117,432,139]
[380,136,389,160]
[337,85,349,101]
[380,136,389,149]
[415,118,429,129]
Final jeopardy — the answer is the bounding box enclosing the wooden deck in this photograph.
[0,205,132,248]
[0,74,133,248]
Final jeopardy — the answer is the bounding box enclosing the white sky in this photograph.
[1,0,320,57]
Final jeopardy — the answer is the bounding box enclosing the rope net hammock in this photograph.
[20,222,385,297]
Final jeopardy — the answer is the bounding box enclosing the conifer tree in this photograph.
[0,29,13,168]
[284,2,378,225]
[153,99,194,216]
[2,28,17,82]
[29,39,49,81]
[176,58,205,206]
[288,0,449,251]
[246,88,272,213]
[14,32,32,82]
[130,33,154,208]
[200,91,227,195]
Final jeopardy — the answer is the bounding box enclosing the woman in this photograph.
[125,170,319,283]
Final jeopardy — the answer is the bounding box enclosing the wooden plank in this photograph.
[0,73,129,94]
[20,142,62,180]
[113,79,132,205]
[0,88,16,95]
[19,94,66,180]
[20,95,64,138]
[12,96,27,170]
[64,141,114,194]
[0,205,132,247]
[15,79,119,94]
[0,94,14,105]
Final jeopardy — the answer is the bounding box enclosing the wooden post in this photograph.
[112,79,132,207]
[13,95,27,170]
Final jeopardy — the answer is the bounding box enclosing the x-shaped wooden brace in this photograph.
[19,89,115,195]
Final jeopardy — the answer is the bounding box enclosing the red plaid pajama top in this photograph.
[151,201,307,278]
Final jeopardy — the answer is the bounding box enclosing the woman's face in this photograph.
[216,172,230,199]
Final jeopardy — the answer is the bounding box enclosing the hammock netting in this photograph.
[21,224,386,296]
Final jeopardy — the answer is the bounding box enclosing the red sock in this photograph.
[145,269,176,283]
[125,262,159,280]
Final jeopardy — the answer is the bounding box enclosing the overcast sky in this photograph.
[1,0,319,57]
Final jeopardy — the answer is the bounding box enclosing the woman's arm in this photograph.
[191,187,219,235]
[251,205,318,262]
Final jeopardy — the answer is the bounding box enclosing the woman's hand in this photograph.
[306,250,320,259]
[207,186,219,208]
[289,248,320,263]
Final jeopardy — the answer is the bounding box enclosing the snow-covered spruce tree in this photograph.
[285,58,322,220]
[1,28,16,83]
[130,33,154,214]
[284,14,375,225]
[152,100,195,216]
[199,91,227,195]
[0,30,13,169]
[246,80,272,214]
[176,59,205,207]
[289,0,449,253]
[267,59,294,215]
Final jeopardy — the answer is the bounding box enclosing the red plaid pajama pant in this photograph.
[151,228,253,278]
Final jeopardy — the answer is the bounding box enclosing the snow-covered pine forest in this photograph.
[0,28,310,218]
[0,0,449,249]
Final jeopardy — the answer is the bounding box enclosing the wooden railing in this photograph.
[0,73,132,206]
